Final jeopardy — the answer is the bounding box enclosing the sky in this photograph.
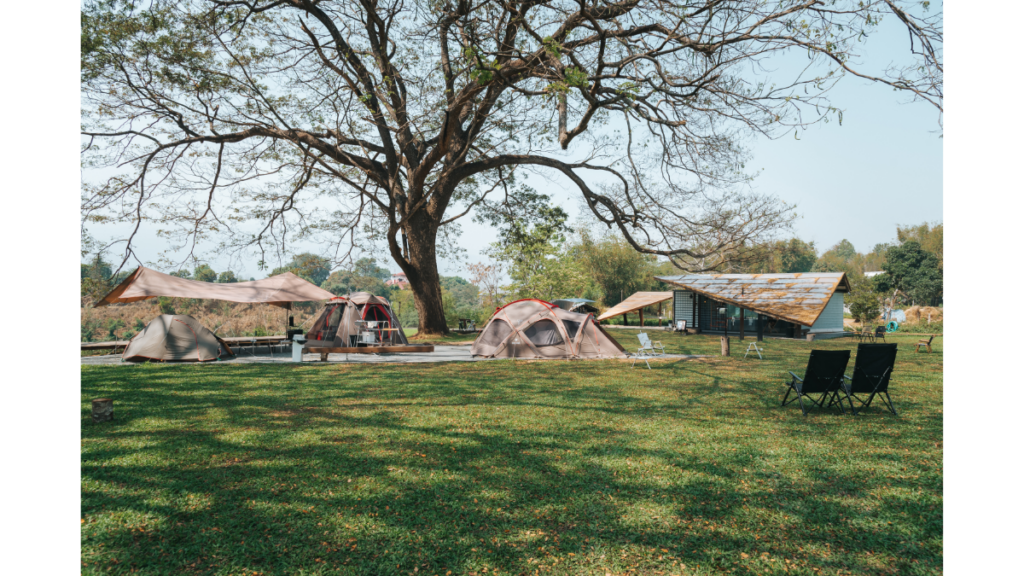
[84,12,942,280]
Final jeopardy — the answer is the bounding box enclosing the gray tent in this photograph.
[121,315,232,362]
[303,293,409,350]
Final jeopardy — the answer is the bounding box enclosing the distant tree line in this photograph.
[81,221,941,330]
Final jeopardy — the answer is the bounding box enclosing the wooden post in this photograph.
[92,398,113,423]
[739,308,745,341]
[720,336,730,356]
[757,314,764,342]
[639,308,644,328]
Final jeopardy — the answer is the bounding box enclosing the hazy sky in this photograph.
[86,13,941,279]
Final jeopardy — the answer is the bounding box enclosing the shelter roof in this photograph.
[96,266,335,309]
[654,272,850,327]
[596,292,673,320]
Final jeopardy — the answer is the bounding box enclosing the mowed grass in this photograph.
[81,333,942,575]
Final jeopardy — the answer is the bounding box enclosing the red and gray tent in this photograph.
[471,299,626,359]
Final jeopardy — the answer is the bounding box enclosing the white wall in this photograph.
[810,293,845,333]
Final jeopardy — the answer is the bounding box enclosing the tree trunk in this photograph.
[400,214,449,336]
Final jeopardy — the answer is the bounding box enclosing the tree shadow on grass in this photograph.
[81,362,942,575]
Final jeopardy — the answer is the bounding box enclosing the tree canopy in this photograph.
[873,240,943,306]
[81,0,942,333]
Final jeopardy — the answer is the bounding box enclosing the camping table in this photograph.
[376,327,401,345]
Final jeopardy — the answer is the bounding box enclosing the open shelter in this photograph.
[96,266,335,309]
[596,292,673,326]
[472,299,626,359]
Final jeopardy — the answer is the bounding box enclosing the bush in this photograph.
[158,297,175,315]
[894,321,942,334]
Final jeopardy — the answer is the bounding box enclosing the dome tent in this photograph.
[122,315,232,362]
[303,292,409,350]
[471,299,627,359]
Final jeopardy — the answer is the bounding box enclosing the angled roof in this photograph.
[655,273,850,327]
[596,292,673,320]
[96,266,335,309]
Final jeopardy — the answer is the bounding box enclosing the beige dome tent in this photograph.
[122,315,232,362]
[471,299,627,359]
[303,292,409,350]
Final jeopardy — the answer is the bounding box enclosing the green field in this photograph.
[81,333,942,575]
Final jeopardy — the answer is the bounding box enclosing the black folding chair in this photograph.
[782,350,853,416]
[873,326,887,342]
[833,343,899,415]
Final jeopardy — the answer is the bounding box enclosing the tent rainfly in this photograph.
[96,266,335,309]
[596,292,674,324]
[551,298,599,314]
[471,299,626,359]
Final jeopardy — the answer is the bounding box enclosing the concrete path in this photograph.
[82,346,702,366]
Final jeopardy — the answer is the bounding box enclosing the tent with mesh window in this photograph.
[303,292,409,350]
[471,299,626,359]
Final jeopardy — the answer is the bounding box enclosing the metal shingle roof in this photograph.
[654,273,850,327]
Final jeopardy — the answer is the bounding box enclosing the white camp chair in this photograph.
[632,332,666,369]
[743,341,764,360]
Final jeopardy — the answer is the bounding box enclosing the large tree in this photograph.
[81,0,942,334]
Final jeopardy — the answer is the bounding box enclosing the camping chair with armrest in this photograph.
[831,343,899,415]
[782,350,853,416]
[873,326,887,342]
[915,335,935,353]
[638,332,666,356]
[631,332,665,369]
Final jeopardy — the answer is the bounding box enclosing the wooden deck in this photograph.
[82,335,290,351]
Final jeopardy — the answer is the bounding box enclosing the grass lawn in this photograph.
[81,333,942,575]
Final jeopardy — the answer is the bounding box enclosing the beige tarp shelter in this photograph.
[121,315,232,362]
[596,292,673,323]
[303,292,409,350]
[471,299,626,359]
[96,266,335,309]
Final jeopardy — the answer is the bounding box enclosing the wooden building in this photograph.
[655,273,851,340]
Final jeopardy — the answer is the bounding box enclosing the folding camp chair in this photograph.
[744,341,764,359]
[782,350,853,416]
[915,335,935,353]
[873,326,887,342]
[631,332,665,369]
[831,343,899,415]
[638,332,665,355]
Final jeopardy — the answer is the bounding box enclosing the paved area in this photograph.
[82,346,702,365]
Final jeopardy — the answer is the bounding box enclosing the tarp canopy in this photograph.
[96,266,335,309]
[596,292,673,321]
[654,273,851,327]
